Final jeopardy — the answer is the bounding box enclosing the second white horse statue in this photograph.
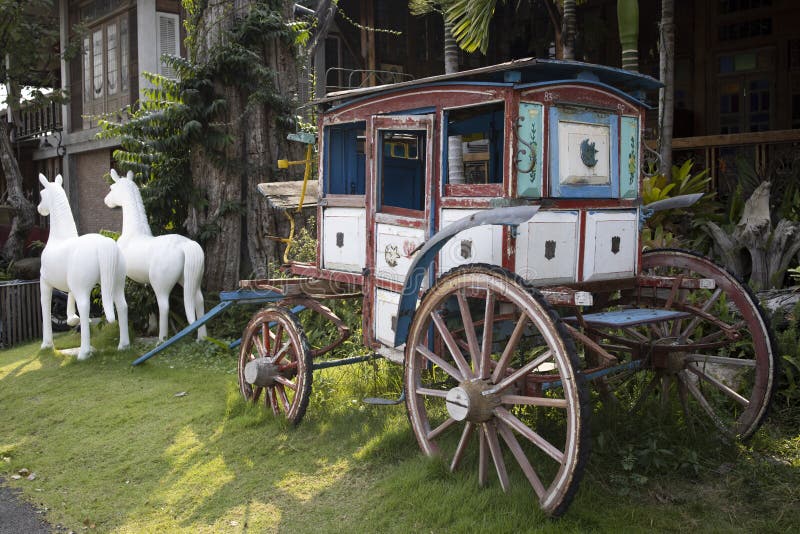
[38,173,129,359]
[104,169,207,341]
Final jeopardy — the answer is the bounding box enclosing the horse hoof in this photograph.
[117,342,130,350]
[77,348,94,361]
[67,315,80,327]
[41,342,53,350]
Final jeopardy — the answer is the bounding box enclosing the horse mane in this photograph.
[48,185,79,238]
[122,179,153,237]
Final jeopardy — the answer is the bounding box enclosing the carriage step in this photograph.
[564,308,691,328]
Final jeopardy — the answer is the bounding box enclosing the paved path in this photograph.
[0,479,52,534]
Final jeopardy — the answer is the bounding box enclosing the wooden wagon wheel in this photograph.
[238,306,313,425]
[589,249,777,440]
[404,264,590,517]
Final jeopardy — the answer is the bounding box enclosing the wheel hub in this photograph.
[445,379,499,422]
[244,357,281,387]
[650,338,688,374]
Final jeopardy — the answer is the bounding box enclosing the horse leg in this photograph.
[40,280,53,349]
[75,292,93,360]
[153,288,171,342]
[182,282,197,331]
[195,289,207,340]
[66,292,79,326]
[115,280,130,350]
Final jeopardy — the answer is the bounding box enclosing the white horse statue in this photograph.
[37,173,130,360]
[104,169,207,341]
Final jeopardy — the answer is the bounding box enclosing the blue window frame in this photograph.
[548,106,619,199]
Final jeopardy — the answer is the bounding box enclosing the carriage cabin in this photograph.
[297,58,662,350]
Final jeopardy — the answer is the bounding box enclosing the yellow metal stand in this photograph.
[276,138,315,264]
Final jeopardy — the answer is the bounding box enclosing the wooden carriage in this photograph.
[228,59,777,516]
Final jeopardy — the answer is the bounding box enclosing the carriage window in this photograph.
[379,130,426,212]
[324,121,366,195]
[445,103,505,186]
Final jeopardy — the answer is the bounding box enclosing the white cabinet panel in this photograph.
[375,223,425,283]
[439,209,503,274]
[583,210,638,281]
[374,289,401,347]
[322,207,366,273]
[515,211,578,285]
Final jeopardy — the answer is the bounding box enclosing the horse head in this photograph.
[37,173,64,216]
[105,169,137,209]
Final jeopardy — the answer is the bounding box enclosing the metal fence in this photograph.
[0,280,42,348]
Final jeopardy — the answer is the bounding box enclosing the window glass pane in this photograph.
[324,122,366,195]
[92,29,103,99]
[83,36,91,103]
[445,103,504,185]
[107,23,118,95]
[120,17,128,92]
[380,130,425,211]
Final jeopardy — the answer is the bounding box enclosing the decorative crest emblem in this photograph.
[580,138,599,168]
[611,236,621,255]
[544,240,557,260]
[384,244,401,267]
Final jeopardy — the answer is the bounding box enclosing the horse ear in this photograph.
[39,173,49,187]
[55,174,63,186]
[110,169,119,182]
[126,170,134,180]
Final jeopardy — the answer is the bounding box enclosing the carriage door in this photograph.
[371,114,435,348]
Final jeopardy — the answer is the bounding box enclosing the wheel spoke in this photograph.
[680,288,722,340]
[678,370,726,428]
[253,335,267,358]
[272,324,284,357]
[274,375,297,391]
[484,350,553,396]
[252,385,263,403]
[276,384,291,413]
[266,387,279,415]
[484,421,510,492]
[456,290,482,365]
[431,311,473,379]
[480,290,496,379]
[415,344,462,380]
[491,314,528,383]
[686,363,750,407]
[494,406,564,463]
[450,422,474,472]
[500,394,568,408]
[428,417,457,440]
[497,419,546,499]
[273,341,292,364]
[262,323,271,356]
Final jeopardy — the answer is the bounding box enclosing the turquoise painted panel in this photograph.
[620,116,639,198]
[516,102,544,198]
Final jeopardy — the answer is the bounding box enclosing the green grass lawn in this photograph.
[1,325,798,533]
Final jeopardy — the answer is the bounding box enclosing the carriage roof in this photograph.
[313,58,663,110]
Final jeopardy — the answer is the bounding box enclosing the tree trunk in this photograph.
[561,0,576,60]
[0,120,35,263]
[187,0,300,291]
[443,18,459,74]
[543,0,563,59]
[617,0,639,71]
[658,0,675,174]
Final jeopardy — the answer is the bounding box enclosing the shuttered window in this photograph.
[156,12,180,79]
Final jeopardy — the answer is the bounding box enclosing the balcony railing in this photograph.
[671,129,800,198]
[14,101,62,141]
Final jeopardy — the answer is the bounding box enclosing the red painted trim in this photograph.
[375,212,425,228]
[505,90,520,198]
[542,100,550,198]
[439,197,500,209]
[444,183,504,197]
[577,210,587,282]
[379,205,425,219]
[374,278,405,293]
[328,85,507,124]
[315,114,324,270]
[521,85,639,115]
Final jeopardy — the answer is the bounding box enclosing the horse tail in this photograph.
[98,239,121,323]
[182,239,205,301]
